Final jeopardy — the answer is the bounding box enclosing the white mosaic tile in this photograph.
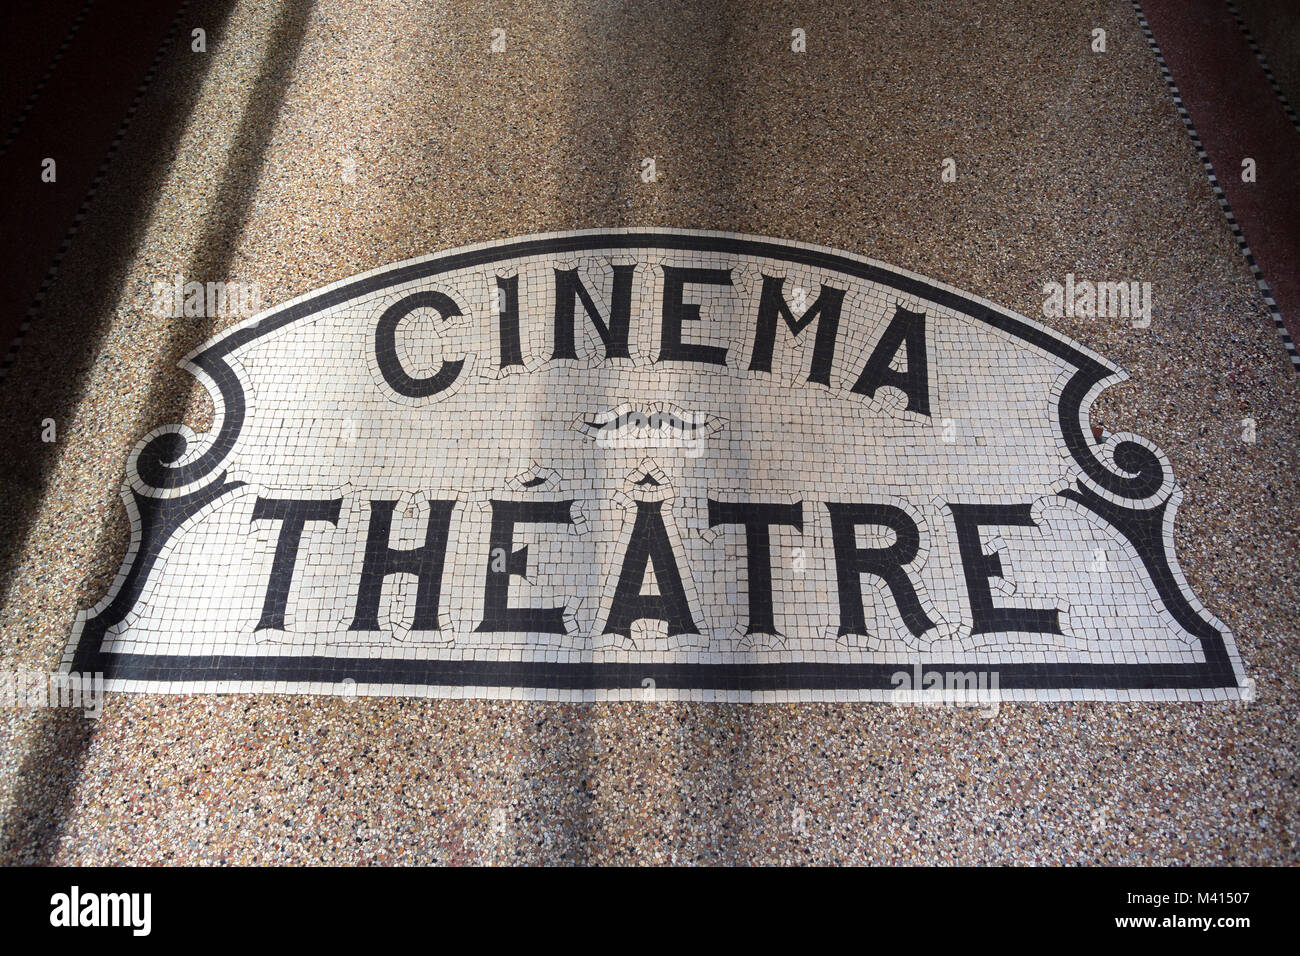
[65,229,1247,702]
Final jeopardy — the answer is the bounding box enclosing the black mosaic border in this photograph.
[68,230,1243,694]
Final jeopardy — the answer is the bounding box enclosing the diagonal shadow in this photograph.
[0,0,242,865]
[0,0,315,865]
[532,0,749,865]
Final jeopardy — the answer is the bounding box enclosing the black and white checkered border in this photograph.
[1225,0,1300,138]
[0,0,193,386]
[0,0,95,159]
[1131,0,1300,373]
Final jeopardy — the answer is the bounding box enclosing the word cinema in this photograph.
[66,230,1246,702]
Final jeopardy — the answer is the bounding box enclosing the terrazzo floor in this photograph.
[0,0,1296,864]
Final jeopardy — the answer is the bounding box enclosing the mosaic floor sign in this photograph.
[66,229,1247,702]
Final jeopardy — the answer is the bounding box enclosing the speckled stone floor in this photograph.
[0,0,1296,864]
